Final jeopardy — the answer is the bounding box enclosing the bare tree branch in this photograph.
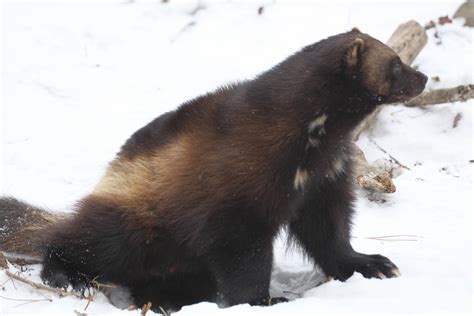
[404,84,474,107]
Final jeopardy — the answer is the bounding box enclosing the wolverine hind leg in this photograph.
[40,196,138,291]
[129,268,217,312]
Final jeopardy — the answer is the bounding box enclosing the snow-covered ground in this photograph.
[1,0,472,315]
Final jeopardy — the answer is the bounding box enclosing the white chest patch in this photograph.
[326,157,346,181]
[294,167,309,190]
[308,114,328,133]
[308,114,328,147]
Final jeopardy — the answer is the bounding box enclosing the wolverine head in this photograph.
[344,28,428,104]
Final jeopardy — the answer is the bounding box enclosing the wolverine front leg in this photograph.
[289,176,400,281]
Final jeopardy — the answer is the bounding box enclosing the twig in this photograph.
[0,295,51,302]
[189,1,206,16]
[14,298,51,308]
[453,112,462,128]
[4,267,53,301]
[369,139,410,170]
[5,270,81,299]
[390,109,404,116]
[158,306,169,316]
[74,309,87,316]
[170,21,196,44]
[31,286,53,301]
[141,302,152,315]
[0,294,51,308]
[364,234,424,242]
[366,238,418,242]
[366,234,424,238]
[32,81,68,99]
[1,276,12,287]
[10,277,17,290]
[91,278,117,290]
[83,292,93,311]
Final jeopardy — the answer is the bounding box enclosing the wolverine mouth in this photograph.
[387,87,424,103]
[393,78,427,101]
[390,89,412,102]
[390,67,428,102]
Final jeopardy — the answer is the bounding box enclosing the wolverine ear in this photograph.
[351,27,361,33]
[346,38,365,67]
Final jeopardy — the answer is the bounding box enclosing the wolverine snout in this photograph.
[408,70,428,97]
[393,64,428,101]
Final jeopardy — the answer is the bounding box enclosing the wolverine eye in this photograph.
[391,58,404,94]
[392,59,402,76]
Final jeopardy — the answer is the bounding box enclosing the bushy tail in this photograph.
[0,197,69,261]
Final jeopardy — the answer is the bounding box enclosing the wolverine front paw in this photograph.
[326,253,400,281]
[354,254,400,279]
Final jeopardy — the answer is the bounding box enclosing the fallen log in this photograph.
[454,0,474,27]
[353,148,396,193]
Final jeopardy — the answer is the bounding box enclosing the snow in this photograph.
[0,0,472,315]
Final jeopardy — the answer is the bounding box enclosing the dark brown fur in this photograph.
[0,30,427,312]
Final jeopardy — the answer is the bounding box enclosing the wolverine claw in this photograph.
[356,254,400,279]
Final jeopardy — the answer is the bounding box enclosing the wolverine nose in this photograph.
[419,72,428,86]
[411,72,428,96]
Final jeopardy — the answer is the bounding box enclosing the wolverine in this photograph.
[0,28,427,311]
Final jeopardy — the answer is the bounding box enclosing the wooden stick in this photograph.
[5,270,81,299]
[404,84,474,107]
